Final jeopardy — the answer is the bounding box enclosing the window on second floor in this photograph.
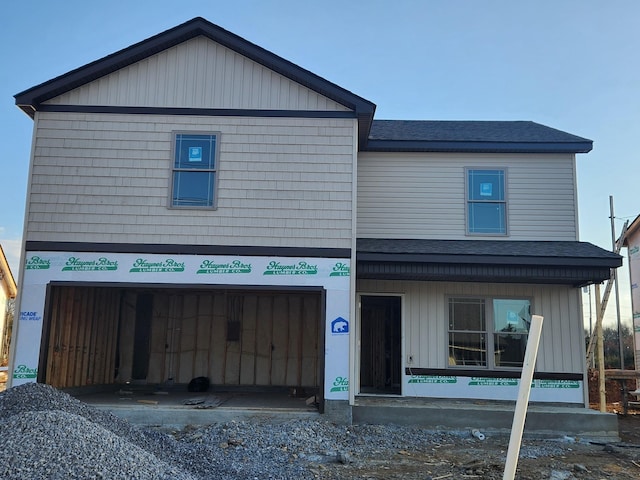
[448,297,531,369]
[466,168,506,235]
[171,133,218,208]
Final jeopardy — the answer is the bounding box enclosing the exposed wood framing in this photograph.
[44,287,322,390]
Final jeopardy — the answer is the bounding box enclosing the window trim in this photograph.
[169,131,221,210]
[446,295,532,371]
[465,167,508,236]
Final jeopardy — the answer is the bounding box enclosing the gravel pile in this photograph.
[0,383,567,479]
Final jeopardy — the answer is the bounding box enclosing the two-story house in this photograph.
[10,18,621,434]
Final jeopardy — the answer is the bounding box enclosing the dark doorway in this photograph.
[359,295,402,395]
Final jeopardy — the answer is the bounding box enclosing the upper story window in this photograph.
[171,133,218,208]
[448,297,531,369]
[466,169,506,235]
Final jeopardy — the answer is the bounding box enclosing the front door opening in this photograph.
[359,295,401,395]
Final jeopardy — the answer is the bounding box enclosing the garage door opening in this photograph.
[39,285,325,409]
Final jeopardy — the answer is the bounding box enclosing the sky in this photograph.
[0,0,638,329]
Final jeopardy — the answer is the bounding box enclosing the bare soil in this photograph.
[311,411,640,479]
[308,375,640,479]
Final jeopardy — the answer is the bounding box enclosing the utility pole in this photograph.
[610,196,625,370]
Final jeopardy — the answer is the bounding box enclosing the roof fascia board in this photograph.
[363,139,593,154]
[36,104,358,119]
[357,252,622,268]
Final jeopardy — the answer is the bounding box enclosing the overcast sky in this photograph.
[1,0,637,328]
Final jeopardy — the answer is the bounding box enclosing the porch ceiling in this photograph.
[356,238,622,287]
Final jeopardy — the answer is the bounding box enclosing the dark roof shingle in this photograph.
[365,120,592,153]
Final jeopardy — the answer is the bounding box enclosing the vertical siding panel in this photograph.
[537,286,553,372]
[569,289,584,372]
[358,281,581,374]
[559,288,573,371]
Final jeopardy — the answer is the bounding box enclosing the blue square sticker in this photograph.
[188,146,202,162]
[480,182,493,196]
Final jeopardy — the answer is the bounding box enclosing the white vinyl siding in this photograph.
[27,111,357,249]
[358,279,584,374]
[45,36,350,112]
[357,152,578,241]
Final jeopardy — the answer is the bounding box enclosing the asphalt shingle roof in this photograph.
[365,120,593,153]
[357,238,621,267]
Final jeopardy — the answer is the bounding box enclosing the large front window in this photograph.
[171,133,218,208]
[467,169,506,235]
[448,297,531,368]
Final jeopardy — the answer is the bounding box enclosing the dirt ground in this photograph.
[308,377,640,480]
[310,411,640,479]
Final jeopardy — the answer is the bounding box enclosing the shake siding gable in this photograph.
[44,36,350,112]
[357,152,578,241]
[27,112,356,248]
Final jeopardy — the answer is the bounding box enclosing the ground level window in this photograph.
[448,297,530,369]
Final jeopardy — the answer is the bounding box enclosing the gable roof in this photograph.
[14,17,376,146]
[366,120,593,153]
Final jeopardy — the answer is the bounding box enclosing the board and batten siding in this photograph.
[45,36,350,112]
[357,280,585,374]
[357,152,579,241]
[27,111,357,249]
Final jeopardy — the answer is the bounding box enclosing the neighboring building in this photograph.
[623,214,640,376]
[11,18,621,425]
[0,245,17,365]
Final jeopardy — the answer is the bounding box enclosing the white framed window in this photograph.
[171,133,219,208]
[466,168,507,235]
[448,296,531,369]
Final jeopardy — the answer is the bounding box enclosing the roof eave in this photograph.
[362,139,593,154]
[356,252,622,269]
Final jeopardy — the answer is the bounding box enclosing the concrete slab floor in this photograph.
[70,385,321,427]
